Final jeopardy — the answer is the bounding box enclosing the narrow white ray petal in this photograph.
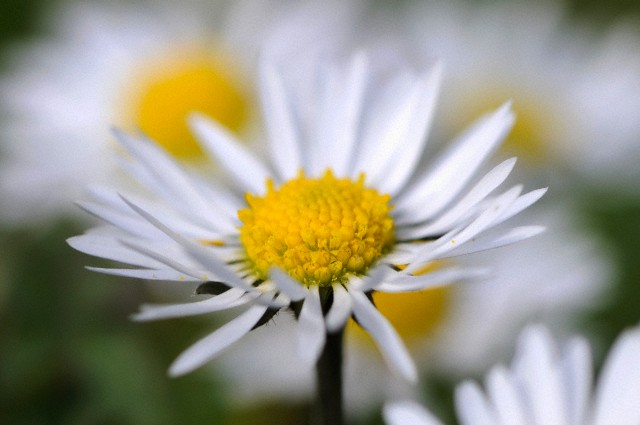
[86,267,202,281]
[396,157,517,233]
[77,200,158,239]
[189,113,271,195]
[513,326,568,425]
[377,267,488,293]
[259,60,301,180]
[349,289,417,382]
[353,265,393,292]
[351,71,417,176]
[405,185,522,273]
[324,53,368,177]
[325,285,352,333]
[269,267,308,301]
[120,195,256,293]
[493,187,548,227]
[439,225,545,257]
[455,381,499,425]
[252,291,290,309]
[384,400,445,425]
[591,327,640,425]
[358,76,423,186]
[67,234,162,269]
[297,286,326,365]
[119,239,206,281]
[169,304,269,377]
[132,289,248,321]
[308,54,369,177]
[113,158,239,234]
[381,243,425,264]
[113,129,223,221]
[486,367,527,425]
[396,102,514,223]
[374,63,443,196]
[561,337,592,425]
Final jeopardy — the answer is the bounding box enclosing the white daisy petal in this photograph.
[405,184,522,273]
[384,400,445,425]
[77,200,159,239]
[591,327,640,425]
[396,157,517,235]
[120,195,256,292]
[486,367,527,425]
[67,234,161,269]
[270,267,309,301]
[113,129,223,222]
[513,326,568,425]
[455,381,499,425]
[356,73,425,187]
[297,285,326,365]
[493,187,548,227]
[351,70,418,176]
[318,52,369,177]
[349,289,417,382]
[561,337,592,425]
[189,113,272,195]
[377,267,488,293]
[440,225,545,257]
[372,63,443,196]
[353,265,393,292]
[396,102,514,223]
[132,288,248,321]
[258,60,302,181]
[169,303,269,377]
[119,239,206,281]
[325,285,352,333]
[86,267,202,282]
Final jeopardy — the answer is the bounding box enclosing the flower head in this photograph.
[69,55,545,380]
[400,0,640,189]
[385,323,640,424]
[0,0,358,224]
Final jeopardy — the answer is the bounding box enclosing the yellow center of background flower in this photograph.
[454,83,556,163]
[349,263,451,345]
[124,49,250,159]
[238,170,395,287]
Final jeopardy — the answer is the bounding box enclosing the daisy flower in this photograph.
[68,55,545,381]
[399,0,640,190]
[385,323,640,425]
[0,0,358,225]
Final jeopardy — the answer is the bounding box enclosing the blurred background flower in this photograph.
[1,0,639,424]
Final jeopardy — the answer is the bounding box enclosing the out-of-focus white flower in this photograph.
[68,56,545,381]
[398,0,640,190]
[385,323,640,425]
[0,0,359,225]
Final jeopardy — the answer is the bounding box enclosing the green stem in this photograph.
[315,328,345,425]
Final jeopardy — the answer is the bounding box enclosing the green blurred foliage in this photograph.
[0,221,229,425]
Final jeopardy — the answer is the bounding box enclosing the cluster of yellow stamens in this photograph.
[239,170,395,287]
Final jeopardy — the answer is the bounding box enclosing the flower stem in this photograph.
[315,328,345,425]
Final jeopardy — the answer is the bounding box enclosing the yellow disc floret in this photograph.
[239,170,395,287]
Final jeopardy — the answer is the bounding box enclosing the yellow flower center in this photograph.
[238,170,395,287]
[122,47,250,159]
